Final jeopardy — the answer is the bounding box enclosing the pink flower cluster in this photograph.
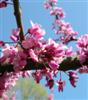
[0,21,76,96]
[77,34,88,64]
[50,7,65,18]
[44,0,57,9]
[0,0,87,99]
[10,28,20,42]
[54,20,78,43]
[79,66,88,74]
[0,72,20,97]
[56,79,65,92]
[44,0,78,44]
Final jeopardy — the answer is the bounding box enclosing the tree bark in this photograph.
[0,57,88,74]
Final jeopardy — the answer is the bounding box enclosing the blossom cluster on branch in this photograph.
[0,0,88,99]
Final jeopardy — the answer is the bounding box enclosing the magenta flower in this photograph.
[22,37,42,49]
[44,2,51,9]
[79,66,88,74]
[2,45,18,59]
[12,51,27,71]
[32,71,42,83]
[56,79,65,92]
[77,34,88,48]
[46,79,54,89]
[10,28,20,42]
[22,40,30,49]
[50,7,65,18]
[64,47,74,57]
[77,34,88,63]
[49,60,59,71]
[68,71,78,87]
[41,39,64,61]
[53,19,78,43]
[28,21,45,40]
[44,0,57,9]
[0,72,19,97]
[29,49,38,62]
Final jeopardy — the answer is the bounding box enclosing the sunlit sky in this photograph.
[0,0,88,100]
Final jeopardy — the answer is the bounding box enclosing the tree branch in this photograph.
[13,0,24,41]
[0,57,88,74]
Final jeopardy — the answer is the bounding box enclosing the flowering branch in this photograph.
[0,56,87,74]
[0,0,88,98]
[13,0,24,41]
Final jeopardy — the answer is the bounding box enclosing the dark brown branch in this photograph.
[0,57,88,74]
[13,0,24,41]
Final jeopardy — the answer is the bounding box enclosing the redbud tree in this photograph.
[0,0,88,99]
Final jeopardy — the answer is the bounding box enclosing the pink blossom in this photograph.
[41,39,64,62]
[32,71,42,83]
[22,71,31,78]
[10,35,18,42]
[12,28,20,36]
[77,50,87,64]
[69,71,78,87]
[13,51,27,71]
[49,60,59,71]
[43,69,53,80]
[44,0,57,9]
[19,60,27,67]
[56,79,65,92]
[0,72,19,97]
[44,2,51,9]
[46,79,54,89]
[65,47,74,56]
[77,34,88,48]
[28,21,45,39]
[53,19,78,43]
[29,49,38,62]
[0,56,6,63]
[22,40,30,49]
[2,45,18,58]
[50,7,65,18]
[79,66,88,74]
[77,34,88,63]
[10,28,20,42]
[22,38,42,49]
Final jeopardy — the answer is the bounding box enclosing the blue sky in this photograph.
[0,0,88,100]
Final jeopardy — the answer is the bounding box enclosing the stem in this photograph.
[60,71,62,80]
[13,0,24,42]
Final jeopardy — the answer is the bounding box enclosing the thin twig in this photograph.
[12,0,24,42]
